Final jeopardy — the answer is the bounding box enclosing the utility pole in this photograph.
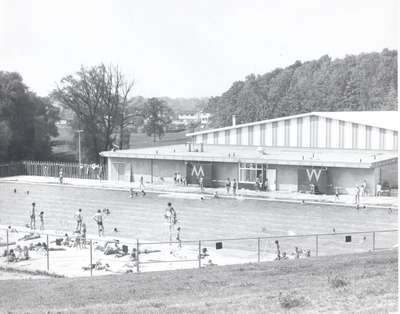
[76,130,84,165]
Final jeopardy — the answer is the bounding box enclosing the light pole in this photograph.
[76,130,84,165]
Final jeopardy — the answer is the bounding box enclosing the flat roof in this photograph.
[100,144,398,169]
[186,111,399,137]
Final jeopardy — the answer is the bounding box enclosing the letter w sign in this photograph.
[191,165,205,177]
[306,168,322,182]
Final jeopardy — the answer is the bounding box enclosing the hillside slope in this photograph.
[1,250,397,313]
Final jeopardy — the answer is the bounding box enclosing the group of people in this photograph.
[173,172,187,186]
[354,179,369,207]
[28,202,45,231]
[225,178,238,195]
[164,202,182,248]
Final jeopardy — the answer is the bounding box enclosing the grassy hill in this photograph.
[0,250,397,313]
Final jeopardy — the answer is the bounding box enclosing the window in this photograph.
[213,132,218,144]
[236,128,242,145]
[239,163,263,183]
[272,122,278,146]
[248,126,254,145]
[326,118,332,148]
[225,130,230,145]
[310,116,319,148]
[202,133,208,144]
[352,123,358,149]
[379,128,385,150]
[338,121,345,148]
[297,118,303,147]
[365,126,372,149]
[394,131,398,150]
[260,124,266,145]
[284,120,290,146]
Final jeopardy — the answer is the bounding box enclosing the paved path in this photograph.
[0,176,397,208]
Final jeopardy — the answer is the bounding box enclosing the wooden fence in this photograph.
[23,161,108,180]
[0,161,107,180]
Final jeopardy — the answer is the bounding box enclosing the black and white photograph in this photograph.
[0,0,398,313]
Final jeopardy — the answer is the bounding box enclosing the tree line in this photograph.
[205,49,397,127]
[1,49,397,163]
[0,65,173,163]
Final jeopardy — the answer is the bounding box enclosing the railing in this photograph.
[0,228,397,277]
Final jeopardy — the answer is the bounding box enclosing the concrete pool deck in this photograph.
[0,175,397,208]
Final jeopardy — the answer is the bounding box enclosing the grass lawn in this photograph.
[0,250,397,313]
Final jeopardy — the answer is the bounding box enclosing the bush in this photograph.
[279,292,306,309]
[329,275,350,288]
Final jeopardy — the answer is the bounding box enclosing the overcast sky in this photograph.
[0,0,397,98]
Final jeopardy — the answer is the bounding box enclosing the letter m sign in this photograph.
[191,165,205,177]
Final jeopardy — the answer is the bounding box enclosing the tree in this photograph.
[142,98,173,142]
[52,64,134,162]
[206,49,398,127]
[0,71,59,161]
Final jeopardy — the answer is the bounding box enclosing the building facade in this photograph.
[100,111,398,196]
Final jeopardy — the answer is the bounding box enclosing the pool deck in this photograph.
[0,175,397,209]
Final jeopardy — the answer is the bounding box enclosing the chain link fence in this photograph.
[0,228,397,277]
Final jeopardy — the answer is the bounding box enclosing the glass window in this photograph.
[379,128,385,150]
[352,123,358,149]
[213,132,218,144]
[297,118,303,147]
[365,126,372,149]
[248,126,254,145]
[260,124,266,145]
[272,122,278,146]
[325,118,332,148]
[338,121,345,148]
[202,133,208,144]
[236,128,242,145]
[225,130,230,144]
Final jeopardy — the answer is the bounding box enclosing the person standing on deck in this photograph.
[225,178,231,194]
[75,208,83,232]
[232,178,237,196]
[92,210,104,237]
[29,202,36,230]
[59,167,64,184]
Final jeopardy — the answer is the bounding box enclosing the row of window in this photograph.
[201,118,398,150]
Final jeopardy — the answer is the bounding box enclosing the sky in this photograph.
[0,0,397,98]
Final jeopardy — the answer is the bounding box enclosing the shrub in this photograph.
[329,275,350,288]
[279,292,306,309]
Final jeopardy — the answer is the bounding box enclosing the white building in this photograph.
[101,111,398,195]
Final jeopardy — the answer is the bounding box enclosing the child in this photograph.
[176,227,182,248]
[39,211,44,230]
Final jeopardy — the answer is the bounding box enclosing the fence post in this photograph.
[46,234,49,272]
[372,231,376,251]
[315,235,319,257]
[6,229,9,264]
[257,237,261,263]
[90,240,93,277]
[136,239,140,273]
[198,240,202,269]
